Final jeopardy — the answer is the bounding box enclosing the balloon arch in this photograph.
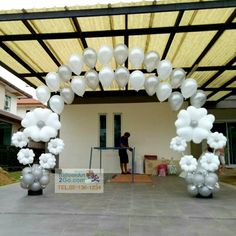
[11,44,227,197]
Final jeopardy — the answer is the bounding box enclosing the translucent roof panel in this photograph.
[0,21,30,35]
[227,80,236,88]
[111,15,125,30]
[128,13,150,29]
[152,11,178,27]
[208,91,231,101]
[191,71,217,87]
[26,77,45,87]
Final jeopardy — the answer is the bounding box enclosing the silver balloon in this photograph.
[187,184,198,197]
[49,95,64,114]
[190,90,207,108]
[170,68,186,89]
[157,59,172,81]
[185,173,194,184]
[198,185,212,197]
[181,78,198,99]
[39,175,50,185]
[83,48,97,68]
[114,66,130,88]
[32,168,43,180]
[114,44,128,65]
[156,82,172,102]
[58,65,72,82]
[196,167,208,176]
[129,70,145,92]
[144,51,160,73]
[192,173,205,187]
[30,181,42,191]
[168,92,183,111]
[60,87,75,104]
[36,86,51,104]
[42,169,50,176]
[20,181,29,189]
[205,174,218,188]
[98,66,114,88]
[45,72,61,92]
[85,70,99,90]
[144,76,159,96]
[68,54,84,76]
[22,173,34,185]
[98,45,113,65]
[212,182,220,193]
[22,167,32,176]
[129,47,144,69]
[71,76,86,97]
[207,172,218,182]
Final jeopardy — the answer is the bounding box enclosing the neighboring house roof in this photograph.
[17,98,45,106]
[0,109,22,124]
[0,77,32,98]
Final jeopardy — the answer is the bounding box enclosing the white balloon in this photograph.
[83,48,97,68]
[49,95,64,114]
[30,181,41,191]
[190,90,207,108]
[71,76,86,97]
[99,66,114,88]
[144,76,159,96]
[157,59,172,81]
[114,44,128,65]
[85,70,99,90]
[130,70,145,92]
[114,66,130,88]
[181,78,198,99]
[170,68,186,88]
[68,54,84,76]
[144,51,160,73]
[129,47,144,69]
[36,85,51,104]
[156,82,172,102]
[168,92,184,111]
[60,87,75,104]
[58,65,72,82]
[98,45,113,65]
[45,72,61,92]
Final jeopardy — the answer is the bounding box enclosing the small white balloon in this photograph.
[83,48,97,68]
[58,65,72,82]
[98,45,113,65]
[45,72,61,92]
[170,68,186,89]
[49,95,64,114]
[36,85,51,104]
[130,70,145,92]
[168,92,184,111]
[71,76,86,97]
[129,47,144,69]
[114,44,128,65]
[156,82,172,102]
[39,175,50,186]
[99,66,114,88]
[181,78,198,99]
[157,59,172,81]
[144,51,160,73]
[60,87,75,104]
[114,66,130,88]
[85,70,99,90]
[190,90,207,108]
[30,181,41,191]
[68,54,84,76]
[144,76,159,96]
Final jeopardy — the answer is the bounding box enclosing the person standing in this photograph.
[119,132,132,174]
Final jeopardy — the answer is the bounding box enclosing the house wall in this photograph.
[59,102,190,173]
[0,83,5,110]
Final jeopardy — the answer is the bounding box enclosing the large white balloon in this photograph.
[45,72,61,92]
[58,65,72,82]
[170,68,186,89]
[156,82,172,102]
[181,78,198,99]
[68,54,84,76]
[85,70,99,90]
[71,76,86,97]
[114,44,128,65]
[60,87,75,104]
[190,90,207,108]
[130,70,145,92]
[99,66,114,88]
[157,59,172,81]
[98,45,113,65]
[114,66,130,88]
[144,75,159,96]
[168,92,184,111]
[144,51,160,73]
[83,48,97,68]
[36,85,51,104]
[49,95,64,114]
[129,47,144,69]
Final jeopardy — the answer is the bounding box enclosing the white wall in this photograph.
[0,83,5,110]
[59,102,190,173]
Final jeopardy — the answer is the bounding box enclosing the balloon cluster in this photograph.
[170,106,227,198]
[35,44,207,114]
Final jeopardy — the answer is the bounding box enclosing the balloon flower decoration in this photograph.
[12,108,64,193]
[170,106,227,198]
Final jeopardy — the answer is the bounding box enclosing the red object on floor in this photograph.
[157,164,168,176]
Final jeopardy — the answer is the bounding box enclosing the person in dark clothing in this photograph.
[119,132,133,174]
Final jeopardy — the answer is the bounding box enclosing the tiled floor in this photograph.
[0,175,236,236]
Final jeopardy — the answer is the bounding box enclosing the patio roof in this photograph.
[0,0,236,104]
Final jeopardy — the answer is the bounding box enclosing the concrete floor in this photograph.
[0,175,236,236]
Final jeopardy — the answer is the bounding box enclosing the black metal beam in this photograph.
[1,1,236,21]
[161,10,184,59]
[1,23,235,42]
[125,14,129,91]
[187,9,236,76]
